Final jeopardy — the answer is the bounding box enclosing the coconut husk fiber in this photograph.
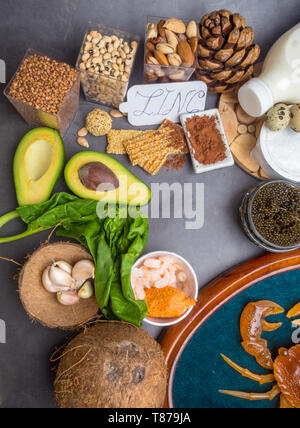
[54,322,167,408]
[19,242,99,330]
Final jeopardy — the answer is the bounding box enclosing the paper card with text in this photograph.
[119,81,207,126]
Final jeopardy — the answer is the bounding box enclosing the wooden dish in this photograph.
[160,249,300,408]
[218,62,271,181]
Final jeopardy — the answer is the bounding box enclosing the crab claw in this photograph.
[274,345,300,409]
[240,301,284,370]
[219,385,280,402]
[220,354,275,384]
[263,320,283,332]
[287,303,300,326]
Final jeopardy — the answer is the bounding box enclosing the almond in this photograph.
[177,41,195,67]
[78,127,88,137]
[155,69,166,78]
[110,110,123,118]
[163,18,186,34]
[146,41,155,52]
[156,42,175,55]
[165,29,178,49]
[169,70,185,81]
[154,50,169,66]
[167,53,182,66]
[189,37,198,54]
[147,56,159,65]
[186,20,198,39]
[158,19,166,38]
[77,137,89,148]
[145,72,158,82]
[148,37,160,45]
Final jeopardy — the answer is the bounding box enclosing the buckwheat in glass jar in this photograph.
[4,49,80,136]
[76,23,139,108]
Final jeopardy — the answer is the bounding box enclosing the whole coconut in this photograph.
[54,322,167,408]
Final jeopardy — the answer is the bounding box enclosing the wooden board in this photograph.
[160,248,300,408]
[218,63,271,180]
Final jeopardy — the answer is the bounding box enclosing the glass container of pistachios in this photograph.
[240,180,300,253]
[76,22,140,108]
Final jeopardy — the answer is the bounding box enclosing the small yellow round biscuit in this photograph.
[86,109,112,136]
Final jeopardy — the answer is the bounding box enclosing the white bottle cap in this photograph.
[238,78,274,117]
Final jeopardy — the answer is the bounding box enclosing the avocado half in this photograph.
[65,152,151,206]
[14,128,65,206]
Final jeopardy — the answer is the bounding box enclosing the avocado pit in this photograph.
[64,151,151,205]
[79,162,120,192]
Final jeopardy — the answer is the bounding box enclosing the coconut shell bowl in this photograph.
[160,249,300,408]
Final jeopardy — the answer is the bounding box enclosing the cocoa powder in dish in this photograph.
[185,115,226,165]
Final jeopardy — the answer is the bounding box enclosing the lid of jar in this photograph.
[238,78,274,117]
[259,124,300,182]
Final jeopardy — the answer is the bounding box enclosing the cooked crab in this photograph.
[220,300,300,408]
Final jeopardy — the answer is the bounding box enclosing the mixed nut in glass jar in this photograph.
[240,180,300,253]
[144,17,198,83]
[76,22,139,108]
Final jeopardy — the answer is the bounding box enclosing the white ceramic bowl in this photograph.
[252,122,300,182]
[131,251,198,327]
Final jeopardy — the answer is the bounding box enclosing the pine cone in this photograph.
[195,10,260,93]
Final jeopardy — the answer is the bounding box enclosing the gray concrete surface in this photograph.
[0,0,298,408]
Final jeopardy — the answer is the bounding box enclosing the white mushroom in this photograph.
[49,265,74,288]
[72,260,95,288]
[42,267,71,293]
[78,280,94,299]
[57,291,80,306]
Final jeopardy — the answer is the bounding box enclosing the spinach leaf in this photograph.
[57,207,149,325]
[0,192,149,326]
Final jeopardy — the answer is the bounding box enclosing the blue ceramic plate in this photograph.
[172,269,300,408]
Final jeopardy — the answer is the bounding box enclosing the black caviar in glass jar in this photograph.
[251,182,300,247]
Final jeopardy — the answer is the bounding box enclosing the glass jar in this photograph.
[76,22,140,108]
[4,49,80,137]
[240,180,300,253]
[144,16,197,84]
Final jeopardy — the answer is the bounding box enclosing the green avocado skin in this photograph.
[64,151,152,206]
[14,128,65,206]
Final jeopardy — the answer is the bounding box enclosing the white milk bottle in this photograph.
[238,23,300,117]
